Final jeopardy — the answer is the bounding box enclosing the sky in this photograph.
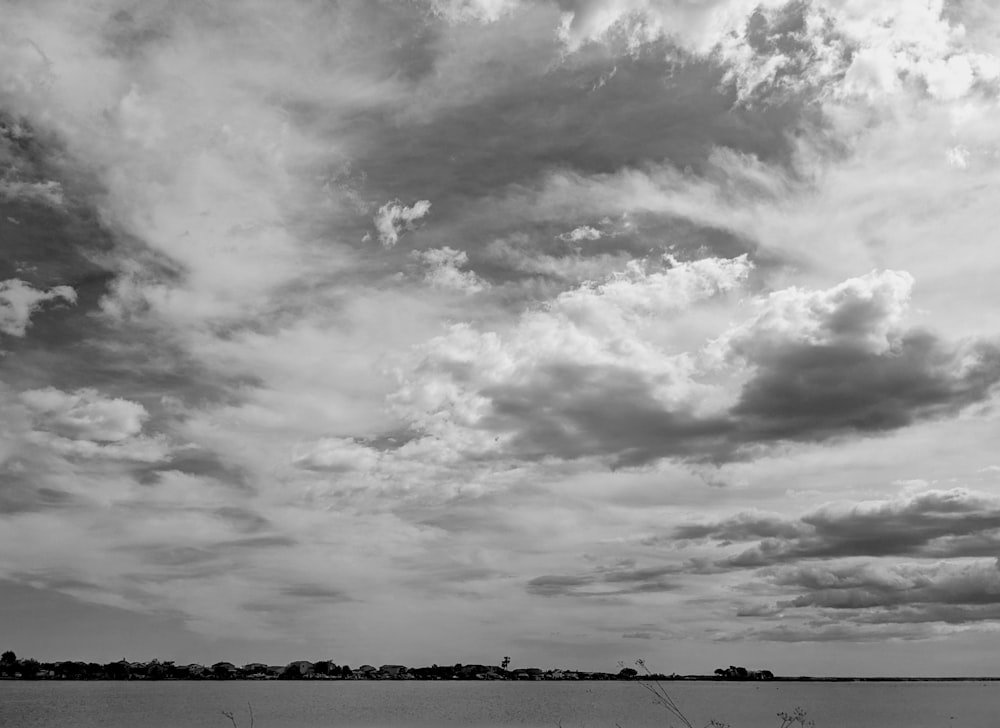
[2,0,1000,678]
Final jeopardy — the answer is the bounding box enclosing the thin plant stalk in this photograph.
[632,659,696,728]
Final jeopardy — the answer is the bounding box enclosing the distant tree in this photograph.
[105,661,130,680]
[340,664,352,678]
[0,651,15,677]
[19,659,40,679]
[501,656,511,671]
[618,667,638,679]
[147,660,165,680]
[714,668,726,678]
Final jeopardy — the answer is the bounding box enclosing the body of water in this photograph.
[1,680,998,728]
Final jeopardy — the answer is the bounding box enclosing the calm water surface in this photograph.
[2,680,999,728]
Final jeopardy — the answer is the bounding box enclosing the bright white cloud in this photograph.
[413,247,487,293]
[559,225,602,242]
[0,279,76,337]
[374,199,432,248]
[726,270,915,357]
[391,255,752,446]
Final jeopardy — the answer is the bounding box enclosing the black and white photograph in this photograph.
[3,1,1000,726]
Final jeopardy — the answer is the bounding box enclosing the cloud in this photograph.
[554,0,773,54]
[291,437,381,473]
[430,0,520,24]
[771,559,1000,611]
[413,247,487,293]
[724,270,1000,444]
[676,488,1000,567]
[29,433,171,463]
[389,255,750,466]
[537,0,1000,125]
[1,0,999,668]
[0,279,76,337]
[0,179,65,208]
[559,225,603,242]
[674,510,807,542]
[20,387,149,443]
[388,266,1000,470]
[527,561,680,598]
[727,270,915,356]
[374,199,432,248]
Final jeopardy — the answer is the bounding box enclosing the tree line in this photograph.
[1,650,774,682]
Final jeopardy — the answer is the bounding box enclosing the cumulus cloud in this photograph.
[727,270,915,356]
[559,225,603,242]
[20,387,149,443]
[389,266,1000,468]
[374,199,432,248]
[554,0,773,54]
[0,279,76,337]
[719,270,1000,445]
[542,0,1000,112]
[390,255,751,465]
[413,247,487,293]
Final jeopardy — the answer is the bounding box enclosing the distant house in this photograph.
[212,662,239,679]
[242,663,269,678]
[281,661,315,679]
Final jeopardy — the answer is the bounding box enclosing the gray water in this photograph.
[1,680,998,728]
